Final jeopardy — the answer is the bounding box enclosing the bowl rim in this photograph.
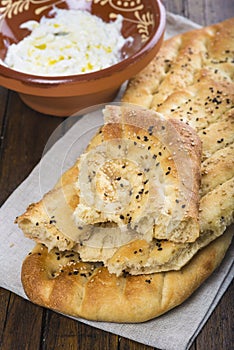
[0,0,166,86]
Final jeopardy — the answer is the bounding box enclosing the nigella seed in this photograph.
[148,126,153,133]
[120,214,124,220]
[148,146,151,150]
[157,247,163,251]
[78,226,83,230]
[36,222,39,226]
[49,219,56,224]
[158,152,162,156]
[134,141,137,145]
[144,179,149,185]
[145,279,151,284]
[145,190,149,194]
[217,138,224,143]
[165,171,170,175]
[136,195,139,199]
[181,204,186,208]
[220,216,225,223]
[143,136,149,142]
[57,236,60,240]
[153,154,157,159]
[137,136,141,140]
[73,270,79,275]
[134,250,138,254]
[116,177,121,181]
[138,172,143,176]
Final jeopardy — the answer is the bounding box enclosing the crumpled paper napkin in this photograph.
[0,13,233,350]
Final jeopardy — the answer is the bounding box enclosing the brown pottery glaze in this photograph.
[0,0,166,116]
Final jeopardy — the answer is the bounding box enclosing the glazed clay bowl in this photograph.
[0,0,166,116]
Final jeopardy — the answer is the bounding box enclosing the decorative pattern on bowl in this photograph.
[0,0,155,42]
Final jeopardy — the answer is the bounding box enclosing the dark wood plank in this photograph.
[42,311,119,350]
[163,0,186,17]
[0,87,8,133]
[196,280,234,350]
[0,91,63,349]
[203,0,234,24]
[0,294,42,350]
[0,289,10,339]
[119,337,155,350]
[163,0,234,25]
[0,91,62,204]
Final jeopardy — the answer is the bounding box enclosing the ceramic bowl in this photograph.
[0,0,166,116]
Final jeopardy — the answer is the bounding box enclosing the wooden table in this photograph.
[0,1,233,349]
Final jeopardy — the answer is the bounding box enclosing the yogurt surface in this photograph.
[3,8,131,76]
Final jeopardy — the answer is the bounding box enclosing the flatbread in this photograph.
[18,18,234,322]
[21,230,232,323]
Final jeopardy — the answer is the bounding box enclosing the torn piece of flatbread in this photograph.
[21,229,233,323]
[74,105,201,244]
[16,104,203,276]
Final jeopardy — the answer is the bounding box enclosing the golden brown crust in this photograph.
[21,230,233,323]
[18,18,234,323]
[122,18,234,108]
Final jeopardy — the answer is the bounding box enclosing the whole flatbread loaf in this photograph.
[18,18,234,322]
[21,230,232,323]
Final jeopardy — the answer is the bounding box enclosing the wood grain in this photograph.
[0,1,233,349]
